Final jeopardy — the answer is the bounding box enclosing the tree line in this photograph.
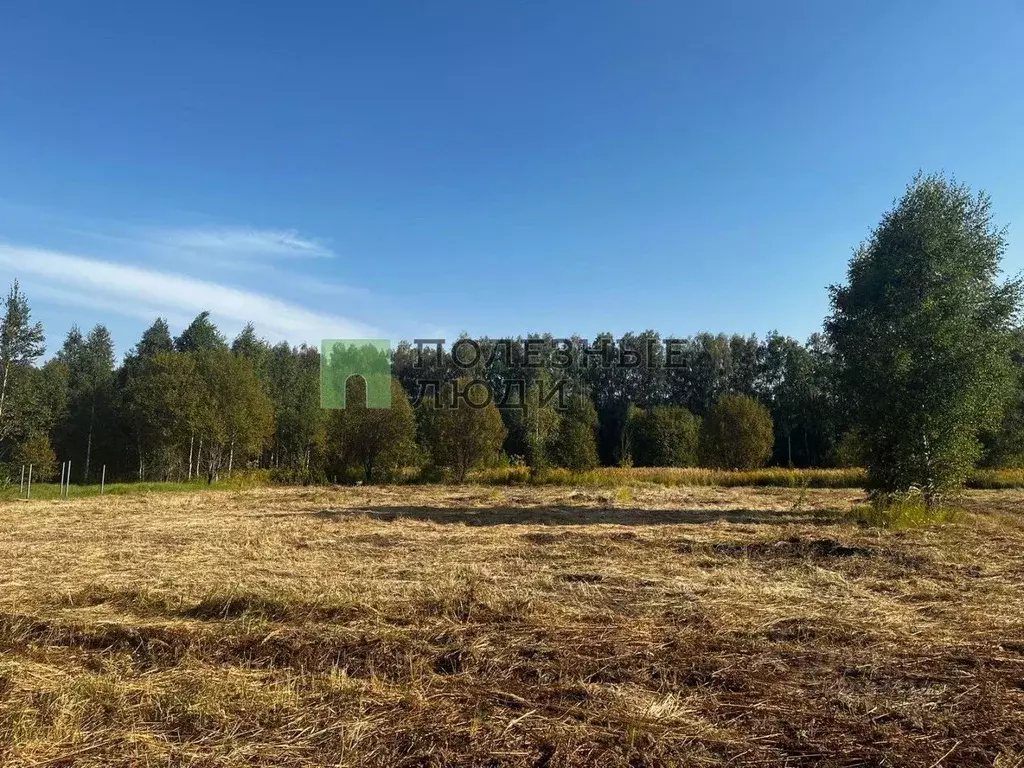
[0,298,797,484]
[2,173,1022,499]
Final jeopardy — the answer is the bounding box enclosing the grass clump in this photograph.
[850,491,962,529]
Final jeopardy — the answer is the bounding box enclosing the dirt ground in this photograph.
[1,485,1022,766]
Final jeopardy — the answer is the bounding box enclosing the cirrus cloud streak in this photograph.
[155,227,335,259]
[0,244,378,344]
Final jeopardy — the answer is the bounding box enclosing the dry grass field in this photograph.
[1,485,1023,767]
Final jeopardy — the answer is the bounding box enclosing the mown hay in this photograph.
[0,485,1022,766]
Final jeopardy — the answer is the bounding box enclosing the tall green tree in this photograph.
[122,351,203,480]
[503,371,562,468]
[195,348,274,480]
[330,376,416,482]
[550,394,600,470]
[265,343,327,475]
[0,281,45,453]
[827,174,1022,500]
[117,318,176,479]
[758,332,840,467]
[137,318,174,358]
[56,325,116,481]
[420,377,506,481]
[7,361,66,479]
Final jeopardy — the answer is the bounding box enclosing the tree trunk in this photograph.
[0,360,9,428]
[188,434,194,481]
[228,439,234,478]
[85,417,94,483]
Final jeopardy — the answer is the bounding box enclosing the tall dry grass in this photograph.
[472,465,867,487]
[10,466,1024,501]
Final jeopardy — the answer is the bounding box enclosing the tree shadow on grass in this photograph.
[304,506,845,527]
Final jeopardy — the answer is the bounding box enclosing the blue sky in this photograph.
[1,0,1022,359]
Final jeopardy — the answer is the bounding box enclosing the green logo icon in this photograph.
[320,339,392,408]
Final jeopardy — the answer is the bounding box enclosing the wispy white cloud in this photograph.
[0,244,379,344]
[24,283,193,329]
[154,226,335,259]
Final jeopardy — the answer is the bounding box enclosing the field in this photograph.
[1,485,1023,766]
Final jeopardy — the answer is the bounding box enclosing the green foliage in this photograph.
[758,331,840,467]
[135,318,174,358]
[0,280,46,451]
[121,332,276,482]
[550,395,600,470]
[419,377,507,481]
[196,348,275,479]
[231,323,268,362]
[13,432,57,481]
[330,377,416,482]
[502,372,562,469]
[827,173,1023,499]
[122,350,202,479]
[979,329,1024,467]
[174,312,228,354]
[663,332,760,417]
[849,492,961,529]
[833,428,867,469]
[699,394,774,470]
[54,324,116,482]
[628,405,700,467]
[264,342,328,475]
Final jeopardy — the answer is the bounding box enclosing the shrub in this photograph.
[629,406,700,467]
[833,428,867,468]
[699,394,774,470]
[267,467,324,485]
[13,433,58,482]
